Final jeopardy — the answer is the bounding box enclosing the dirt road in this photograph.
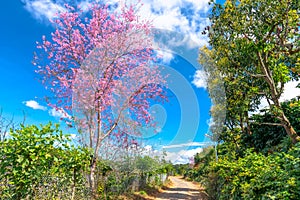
[154,176,208,200]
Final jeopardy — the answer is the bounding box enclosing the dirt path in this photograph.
[154,176,208,200]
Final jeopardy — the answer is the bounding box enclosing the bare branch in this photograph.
[251,122,283,126]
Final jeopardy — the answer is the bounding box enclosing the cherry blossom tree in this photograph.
[34,3,166,196]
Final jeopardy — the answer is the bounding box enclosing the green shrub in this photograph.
[0,123,90,199]
[205,143,300,200]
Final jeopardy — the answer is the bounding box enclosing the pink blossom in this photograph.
[34,2,167,156]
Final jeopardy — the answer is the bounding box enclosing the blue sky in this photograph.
[0,0,228,163]
[0,1,52,124]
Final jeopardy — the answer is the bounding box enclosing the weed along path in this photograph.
[154,176,208,200]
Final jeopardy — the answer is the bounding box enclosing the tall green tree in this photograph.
[199,47,263,144]
[204,0,300,143]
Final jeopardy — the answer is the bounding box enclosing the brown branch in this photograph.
[288,47,300,55]
[262,23,278,42]
[99,84,147,144]
[251,122,283,126]
[245,72,267,78]
[257,52,279,101]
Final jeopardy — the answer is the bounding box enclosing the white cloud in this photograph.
[137,144,204,164]
[49,108,71,119]
[23,100,47,111]
[22,100,72,119]
[255,97,269,113]
[163,141,213,149]
[185,0,211,12]
[22,0,66,21]
[133,142,209,164]
[140,0,210,48]
[206,117,214,127]
[70,133,77,139]
[22,0,210,47]
[192,70,207,89]
[156,50,174,64]
[253,81,300,114]
[280,81,300,101]
[78,0,92,11]
[165,147,203,164]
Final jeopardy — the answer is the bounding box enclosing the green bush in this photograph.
[206,143,300,200]
[0,123,90,199]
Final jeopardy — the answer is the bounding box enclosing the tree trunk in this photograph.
[272,97,299,144]
[257,52,299,144]
[272,95,299,144]
[279,112,300,144]
[245,111,252,135]
[89,157,97,199]
[88,99,101,199]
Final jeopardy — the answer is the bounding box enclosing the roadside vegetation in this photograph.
[178,98,300,199]
[178,0,300,199]
[0,122,173,199]
[1,0,299,199]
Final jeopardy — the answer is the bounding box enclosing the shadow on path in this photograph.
[154,176,208,200]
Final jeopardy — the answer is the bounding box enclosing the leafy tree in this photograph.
[198,47,227,142]
[205,0,300,143]
[173,164,190,177]
[134,156,158,187]
[196,2,300,198]
[281,98,300,133]
[34,3,166,196]
[190,98,300,199]
[199,46,260,148]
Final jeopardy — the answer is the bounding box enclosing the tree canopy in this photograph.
[34,3,167,197]
[200,0,300,143]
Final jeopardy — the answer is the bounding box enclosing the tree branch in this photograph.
[251,122,283,126]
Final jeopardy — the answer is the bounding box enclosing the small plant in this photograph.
[139,190,147,196]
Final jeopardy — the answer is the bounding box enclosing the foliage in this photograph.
[242,98,300,153]
[0,123,90,199]
[185,141,300,200]
[281,98,300,133]
[139,190,147,196]
[86,154,173,199]
[34,2,166,150]
[34,2,167,196]
[178,147,216,182]
[134,155,172,188]
[207,144,300,200]
[0,122,169,199]
[195,1,300,199]
[135,156,159,175]
[203,0,300,143]
[186,99,300,199]
[173,163,190,177]
[192,147,215,182]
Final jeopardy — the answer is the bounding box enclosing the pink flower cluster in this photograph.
[34,2,167,152]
